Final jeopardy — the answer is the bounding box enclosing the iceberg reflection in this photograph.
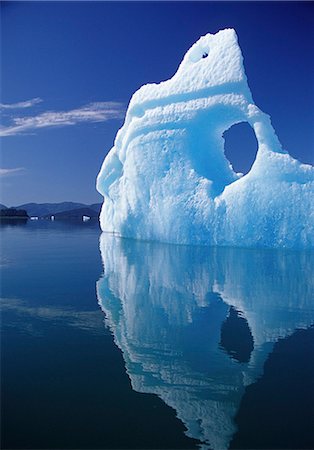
[96,234,314,450]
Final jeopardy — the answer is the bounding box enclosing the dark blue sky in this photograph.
[1,1,313,206]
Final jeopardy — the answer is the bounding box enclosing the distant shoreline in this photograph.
[0,216,29,220]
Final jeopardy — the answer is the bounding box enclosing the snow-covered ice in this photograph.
[97,28,313,248]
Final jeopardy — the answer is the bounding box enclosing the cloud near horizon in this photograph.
[1,297,106,336]
[0,167,26,177]
[0,101,125,137]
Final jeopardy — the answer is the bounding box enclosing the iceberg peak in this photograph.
[97,29,314,248]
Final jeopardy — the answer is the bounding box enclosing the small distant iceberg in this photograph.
[97,28,313,248]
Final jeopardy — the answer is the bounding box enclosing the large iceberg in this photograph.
[97,28,313,248]
[97,235,314,449]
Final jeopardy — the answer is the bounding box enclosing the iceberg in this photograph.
[97,28,314,248]
[97,234,314,449]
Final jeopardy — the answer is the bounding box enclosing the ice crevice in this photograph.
[97,28,314,248]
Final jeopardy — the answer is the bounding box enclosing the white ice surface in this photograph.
[97,28,313,248]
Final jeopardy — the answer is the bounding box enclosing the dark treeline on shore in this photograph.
[0,208,29,219]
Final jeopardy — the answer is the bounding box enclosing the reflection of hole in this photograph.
[223,122,258,175]
[220,307,254,363]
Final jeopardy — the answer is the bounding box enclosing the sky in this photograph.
[1,1,313,206]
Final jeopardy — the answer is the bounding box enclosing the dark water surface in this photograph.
[1,221,313,449]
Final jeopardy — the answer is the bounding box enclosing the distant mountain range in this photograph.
[0,202,102,218]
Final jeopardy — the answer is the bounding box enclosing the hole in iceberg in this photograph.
[223,122,258,175]
[219,307,254,364]
[189,46,210,63]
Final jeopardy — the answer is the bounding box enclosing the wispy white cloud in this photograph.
[0,101,125,137]
[0,167,25,177]
[0,97,43,109]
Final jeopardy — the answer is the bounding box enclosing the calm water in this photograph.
[1,221,314,450]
